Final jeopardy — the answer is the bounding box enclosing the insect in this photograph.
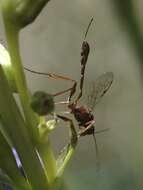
[24,18,114,155]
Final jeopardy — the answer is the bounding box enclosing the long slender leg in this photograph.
[55,101,69,105]
[56,111,70,115]
[56,115,78,176]
[78,120,100,168]
[78,120,98,154]
[24,67,77,101]
[57,114,77,148]
[78,120,95,136]
[53,82,77,103]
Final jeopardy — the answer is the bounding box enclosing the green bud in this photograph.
[30,91,54,116]
[0,43,17,92]
[1,0,51,28]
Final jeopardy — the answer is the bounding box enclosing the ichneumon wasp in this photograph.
[24,18,114,156]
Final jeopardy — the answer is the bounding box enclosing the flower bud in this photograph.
[1,0,51,28]
[30,91,54,116]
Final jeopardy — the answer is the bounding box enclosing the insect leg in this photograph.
[24,67,77,102]
[55,101,69,105]
[78,120,100,167]
[78,120,98,153]
[56,111,70,115]
[78,120,95,136]
[57,114,78,148]
[56,115,78,176]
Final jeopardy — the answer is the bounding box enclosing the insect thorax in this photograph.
[71,105,94,126]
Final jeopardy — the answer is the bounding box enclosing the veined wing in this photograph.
[87,72,114,111]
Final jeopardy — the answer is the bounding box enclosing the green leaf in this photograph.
[2,16,40,146]
[0,171,21,190]
[0,65,49,190]
[0,127,30,190]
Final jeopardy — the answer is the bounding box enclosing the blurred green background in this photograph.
[1,0,143,189]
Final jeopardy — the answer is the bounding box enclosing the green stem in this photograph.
[38,139,57,184]
[48,177,68,190]
[1,13,50,190]
[2,14,40,145]
[2,10,58,189]
[2,4,65,190]
[57,146,74,177]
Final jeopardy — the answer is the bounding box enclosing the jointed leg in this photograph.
[78,120,98,156]
[53,82,77,102]
[78,120,95,136]
[56,115,78,176]
[24,67,77,102]
[56,111,70,115]
[79,120,100,168]
[56,114,77,148]
[55,101,69,105]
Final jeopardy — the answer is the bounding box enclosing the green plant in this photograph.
[0,1,78,190]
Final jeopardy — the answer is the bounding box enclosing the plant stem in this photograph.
[38,139,57,184]
[1,12,51,190]
[57,146,74,177]
[2,14,39,145]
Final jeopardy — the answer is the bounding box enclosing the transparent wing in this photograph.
[87,72,114,111]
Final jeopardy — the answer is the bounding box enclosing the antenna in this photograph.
[84,17,94,40]
[75,17,94,104]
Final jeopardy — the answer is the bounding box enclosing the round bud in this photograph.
[30,91,54,116]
